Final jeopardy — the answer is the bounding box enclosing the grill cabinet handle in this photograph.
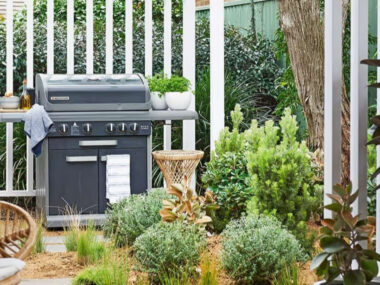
[66,156,98,163]
[78,140,118,147]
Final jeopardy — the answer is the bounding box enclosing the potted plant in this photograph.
[164,75,192,110]
[311,183,379,285]
[148,74,168,110]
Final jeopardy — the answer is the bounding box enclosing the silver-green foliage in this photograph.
[221,215,306,283]
[246,108,319,251]
[103,188,169,247]
[133,222,207,280]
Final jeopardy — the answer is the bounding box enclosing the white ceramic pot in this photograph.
[165,91,192,111]
[151,92,168,110]
[0,96,20,109]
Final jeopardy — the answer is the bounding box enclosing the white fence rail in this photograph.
[0,0,225,197]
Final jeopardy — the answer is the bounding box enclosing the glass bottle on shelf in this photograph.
[20,79,31,110]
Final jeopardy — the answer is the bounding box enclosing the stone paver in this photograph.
[45,244,67,253]
[20,278,72,285]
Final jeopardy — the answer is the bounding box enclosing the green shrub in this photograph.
[221,215,306,283]
[202,105,254,232]
[73,248,129,285]
[103,188,169,247]
[65,229,79,252]
[133,222,206,280]
[77,225,105,265]
[33,220,45,254]
[245,108,319,252]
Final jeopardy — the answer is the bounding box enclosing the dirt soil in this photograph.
[22,233,319,284]
[21,252,85,279]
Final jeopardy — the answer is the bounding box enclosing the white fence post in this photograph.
[125,0,133,74]
[26,0,34,194]
[350,0,368,220]
[67,0,75,74]
[86,0,94,74]
[324,0,343,219]
[145,0,153,77]
[164,0,172,152]
[209,0,224,151]
[6,0,14,193]
[47,0,54,74]
[106,0,113,74]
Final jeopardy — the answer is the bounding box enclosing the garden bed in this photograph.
[23,233,318,284]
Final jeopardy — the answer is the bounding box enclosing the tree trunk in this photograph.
[277,0,351,185]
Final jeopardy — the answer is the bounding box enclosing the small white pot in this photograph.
[151,92,168,110]
[165,91,192,111]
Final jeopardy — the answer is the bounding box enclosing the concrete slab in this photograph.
[43,236,65,244]
[45,244,67,253]
[20,278,71,285]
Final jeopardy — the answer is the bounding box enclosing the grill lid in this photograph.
[36,74,151,112]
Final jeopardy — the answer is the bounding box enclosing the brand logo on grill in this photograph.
[50,96,70,101]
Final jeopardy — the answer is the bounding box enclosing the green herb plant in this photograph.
[148,74,167,98]
[311,183,378,285]
[165,75,191,93]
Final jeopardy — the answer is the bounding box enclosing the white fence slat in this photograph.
[125,0,133,73]
[209,0,224,151]
[183,0,196,188]
[324,0,343,219]
[145,0,153,77]
[67,0,75,74]
[350,0,368,220]
[6,0,13,193]
[47,0,54,74]
[182,0,195,150]
[26,0,34,193]
[5,124,13,192]
[86,0,94,74]
[106,0,113,74]
[163,0,172,151]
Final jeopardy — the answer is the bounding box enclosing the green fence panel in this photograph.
[196,0,279,40]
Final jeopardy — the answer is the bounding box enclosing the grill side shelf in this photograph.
[0,110,198,123]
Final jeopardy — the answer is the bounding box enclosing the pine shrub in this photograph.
[245,108,319,251]
[103,188,169,247]
[221,215,306,283]
[133,222,206,280]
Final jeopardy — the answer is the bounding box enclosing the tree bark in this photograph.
[277,0,351,185]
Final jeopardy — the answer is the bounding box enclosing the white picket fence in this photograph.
[0,0,225,196]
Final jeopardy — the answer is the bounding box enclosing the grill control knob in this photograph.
[118,123,127,133]
[129,123,140,134]
[82,123,92,135]
[106,123,115,134]
[59,123,69,135]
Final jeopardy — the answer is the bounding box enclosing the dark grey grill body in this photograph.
[35,74,153,228]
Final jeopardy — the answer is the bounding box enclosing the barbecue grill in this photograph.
[35,74,197,228]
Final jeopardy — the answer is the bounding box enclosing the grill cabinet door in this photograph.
[49,149,99,215]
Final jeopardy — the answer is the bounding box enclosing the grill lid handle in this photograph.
[66,156,98,163]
